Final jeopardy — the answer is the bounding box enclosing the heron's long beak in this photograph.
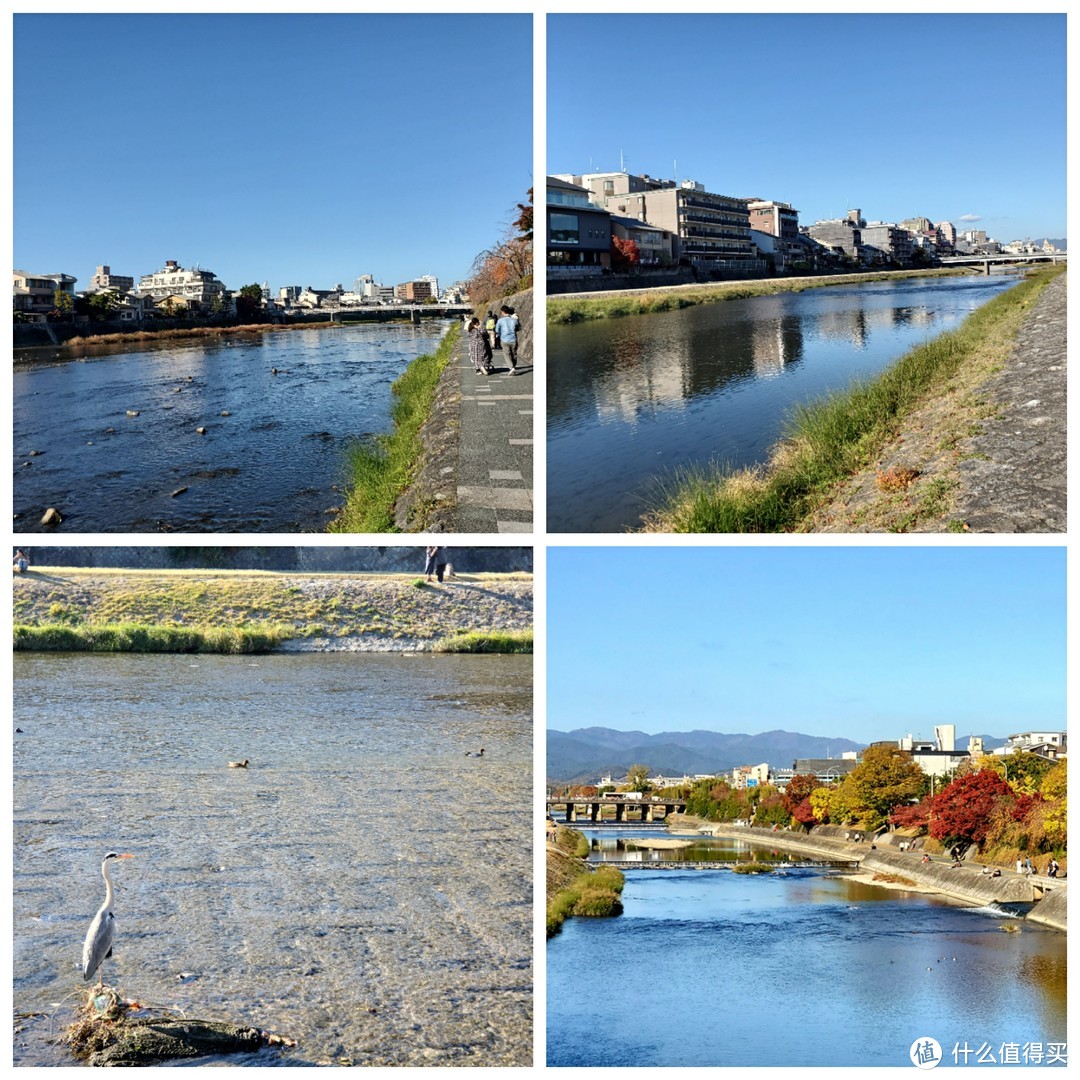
[117,853,135,859]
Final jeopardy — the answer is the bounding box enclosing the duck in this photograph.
[227,759,249,768]
[464,748,485,758]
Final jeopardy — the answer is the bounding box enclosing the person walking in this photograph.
[495,304,520,374]
[425,546,450,584]
[467,317,493,374]
[484,311,498,351]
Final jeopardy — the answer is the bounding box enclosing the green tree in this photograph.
[52,289,74,318]
[975,752,1056,796]
[87,290,123,321]
[626,764,651,793]
[235,283,264,323]
[843,746,927,830]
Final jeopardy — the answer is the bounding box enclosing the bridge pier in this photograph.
[590,802,601,822]
[614,803,625,823]
[565,802,576,823]
[983,260,990,275]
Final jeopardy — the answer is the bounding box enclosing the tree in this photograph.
[782,774,820,816]
[512,187,533,242]
[929,769,1013,848]
[626,764,651,793]
[52,289,74,319]
[1039,761,1067,848]
[889,797,933,831]
[975,752,1056,796]
[808,787,834,824]
[611,236,640,271]
[235,283,264,323]
[87,290,123,321]
[842,746,927,830]
[466,188,534,306]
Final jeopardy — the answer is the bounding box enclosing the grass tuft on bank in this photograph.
[644,266,1064,533]
[13,622,286,654]
[434,629,533,654]
[548,268,970,324]
[546,864,625,937]
[331,326,460,533]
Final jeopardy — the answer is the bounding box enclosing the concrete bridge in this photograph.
[546,795,687,824]
[940,252,1067,274]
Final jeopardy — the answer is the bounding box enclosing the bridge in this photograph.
[591,858,859,870]
[546,794,687,824]
[940,252,1066,274]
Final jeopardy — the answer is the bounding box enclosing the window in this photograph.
[603,180,614,195]
[550,212,580,245]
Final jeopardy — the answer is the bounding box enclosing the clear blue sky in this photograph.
[15,14,532,292]
[549,14,1066,242]
[548,547,1065,744]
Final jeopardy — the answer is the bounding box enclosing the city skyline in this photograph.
[14,14,532,291]
[548,547,1066,745]
[549,13,1066,242]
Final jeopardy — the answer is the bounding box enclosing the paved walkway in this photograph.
[455,336,533,533]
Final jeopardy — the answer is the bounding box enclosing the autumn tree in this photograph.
[929,769,1013,848]
[1039,761,1067,848]
[840,745,927,830]
[975,752,1056,796]
[626,764,651,793]
[808,786,835,824]
[610,236,640,271]
[466,188,534,308]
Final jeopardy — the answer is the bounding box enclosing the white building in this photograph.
[138,260,227,311]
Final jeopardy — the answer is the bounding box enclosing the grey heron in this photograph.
[82,852,134,987]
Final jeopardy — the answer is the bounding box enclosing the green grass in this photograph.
[13,622,286,654]
[331,326,460,533]
[732,862,774,874]
[548,268,971,324]
[434,629,533,654]
[645,266,1064,533]
[546,863,626,937]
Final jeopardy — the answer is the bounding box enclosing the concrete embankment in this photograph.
[698,822,1064,929]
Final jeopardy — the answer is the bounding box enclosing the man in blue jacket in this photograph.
[495,305,520,374]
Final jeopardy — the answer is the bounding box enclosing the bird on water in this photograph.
[227,759,249,768]
[83,852,135,987]
[465,748,485,757]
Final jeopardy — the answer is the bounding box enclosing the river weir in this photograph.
[14,651,532,1066]
[548,273,1021,532]
[13,321,448,532]
[548,829,1066,1067]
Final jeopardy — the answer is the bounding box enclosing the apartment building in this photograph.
[13,269,77,315]
[547,175,612,271]
[138,260,227,311]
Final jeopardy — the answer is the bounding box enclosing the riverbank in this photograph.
[546,827,625,937]
[330,325,458,533]
[644,265,1064,533]
[547,267,971,324]
[12,567,532,653]
[690,819,1065,930]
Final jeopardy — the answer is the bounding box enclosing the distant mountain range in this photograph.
[547,726,1006,785]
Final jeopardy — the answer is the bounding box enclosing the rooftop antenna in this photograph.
[674,159,678,185]
[620,148,625,172]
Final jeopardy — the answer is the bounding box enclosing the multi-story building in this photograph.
[87,265,134,294]
[13,270,77,316]
[279,285,303,303]
[608,214,673,266]
[807,215,862,258]
[395,280,434,302]
[900,216,934,235]
[137,260,226,311]
[936,221,957,247]
[860,222,914,264]
[575,171,759,273]
[547,175,613,272]
[746,199,800,242]
[418,275,440,301]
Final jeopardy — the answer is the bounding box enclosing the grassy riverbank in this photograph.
[548,268,970,324]
[644,266,1064,533]
[12,567,532,653]
[331,326,459,533]
[546,827,625,937]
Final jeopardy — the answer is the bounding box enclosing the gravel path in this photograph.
[953,272,1067,531]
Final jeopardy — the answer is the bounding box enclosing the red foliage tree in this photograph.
[791,797,818,827]
[610,236,640,271]
[889,798,933,831]
[929,769,1014,847]
[782,774,820,817]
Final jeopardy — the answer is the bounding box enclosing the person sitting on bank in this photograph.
[13,549,29,574]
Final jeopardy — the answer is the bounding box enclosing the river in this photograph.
[547,831,1066,1067]
[13,651,532,1066]
[13,321,448,532]
[547,273,1022,532]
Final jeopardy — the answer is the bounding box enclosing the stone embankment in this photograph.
[695,821,1065,931]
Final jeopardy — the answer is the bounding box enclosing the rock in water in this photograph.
[40,507,62,526]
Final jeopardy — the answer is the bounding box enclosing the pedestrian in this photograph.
[12,549,29,574]
[1025,856,1034,876]
[495,304,520,374]
[1016,858,1024,875]
[424,546,439,582]
[1048,858,1058,879]
[433,547,450,583]
[467,317,493,374]
[485,310,498,350]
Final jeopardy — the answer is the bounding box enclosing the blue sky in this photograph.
[15,14,532,293]
[548,547,1066,744]
[548,14,1066,242]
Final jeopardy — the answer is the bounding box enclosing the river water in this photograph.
[548,274,1021,532]
[13,651,532,1066]
[548,832,1066,1067]
[13,321,447,532]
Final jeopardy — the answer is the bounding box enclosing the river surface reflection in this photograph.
[548,274,1020,531]
[13,322,447,532]
[548,834,1066,1067]
[14,651,532,1066]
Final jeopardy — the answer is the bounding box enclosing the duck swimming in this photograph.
[465,749,485,758]
[227,759,249,768]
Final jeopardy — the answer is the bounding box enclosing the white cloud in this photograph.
[959,214,982,222]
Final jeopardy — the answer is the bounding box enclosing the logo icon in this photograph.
[910,1038,942,1069]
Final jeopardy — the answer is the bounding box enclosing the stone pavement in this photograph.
[454,335,533,533]
[954,272,1067,532]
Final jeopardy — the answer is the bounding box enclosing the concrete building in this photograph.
[547,175,612,272]
[859,222,914,264]
[901,216,934,235]
[87,265,134,294]
[395,280,434,302]
[747,199,800,242]
[731,763,771,789]
[995,731,1067,757]
[13,270,77,316]
[575,171,759,273]
[608,214,673,266]
[807,217,862,258]
[138,260,226,312]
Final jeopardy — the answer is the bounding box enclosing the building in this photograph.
[295,284,344,308]
[730,763,771,789]
[418,275,440,301]
[608,214,673,266]
[900,216,934,235]
[279,285,303,303]
[747,199,800,242]
[859,222,914,264]
[573,171,760,273]
[87,265,134,294]
[547,175,613,272]
[137,260,227,312]
[395,280,434,303]
[13,270,77,316]
[808,209,864,258]
[894,726,979,778]
[994,731,1067,758]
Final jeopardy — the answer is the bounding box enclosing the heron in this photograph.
[83,852,134,987]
